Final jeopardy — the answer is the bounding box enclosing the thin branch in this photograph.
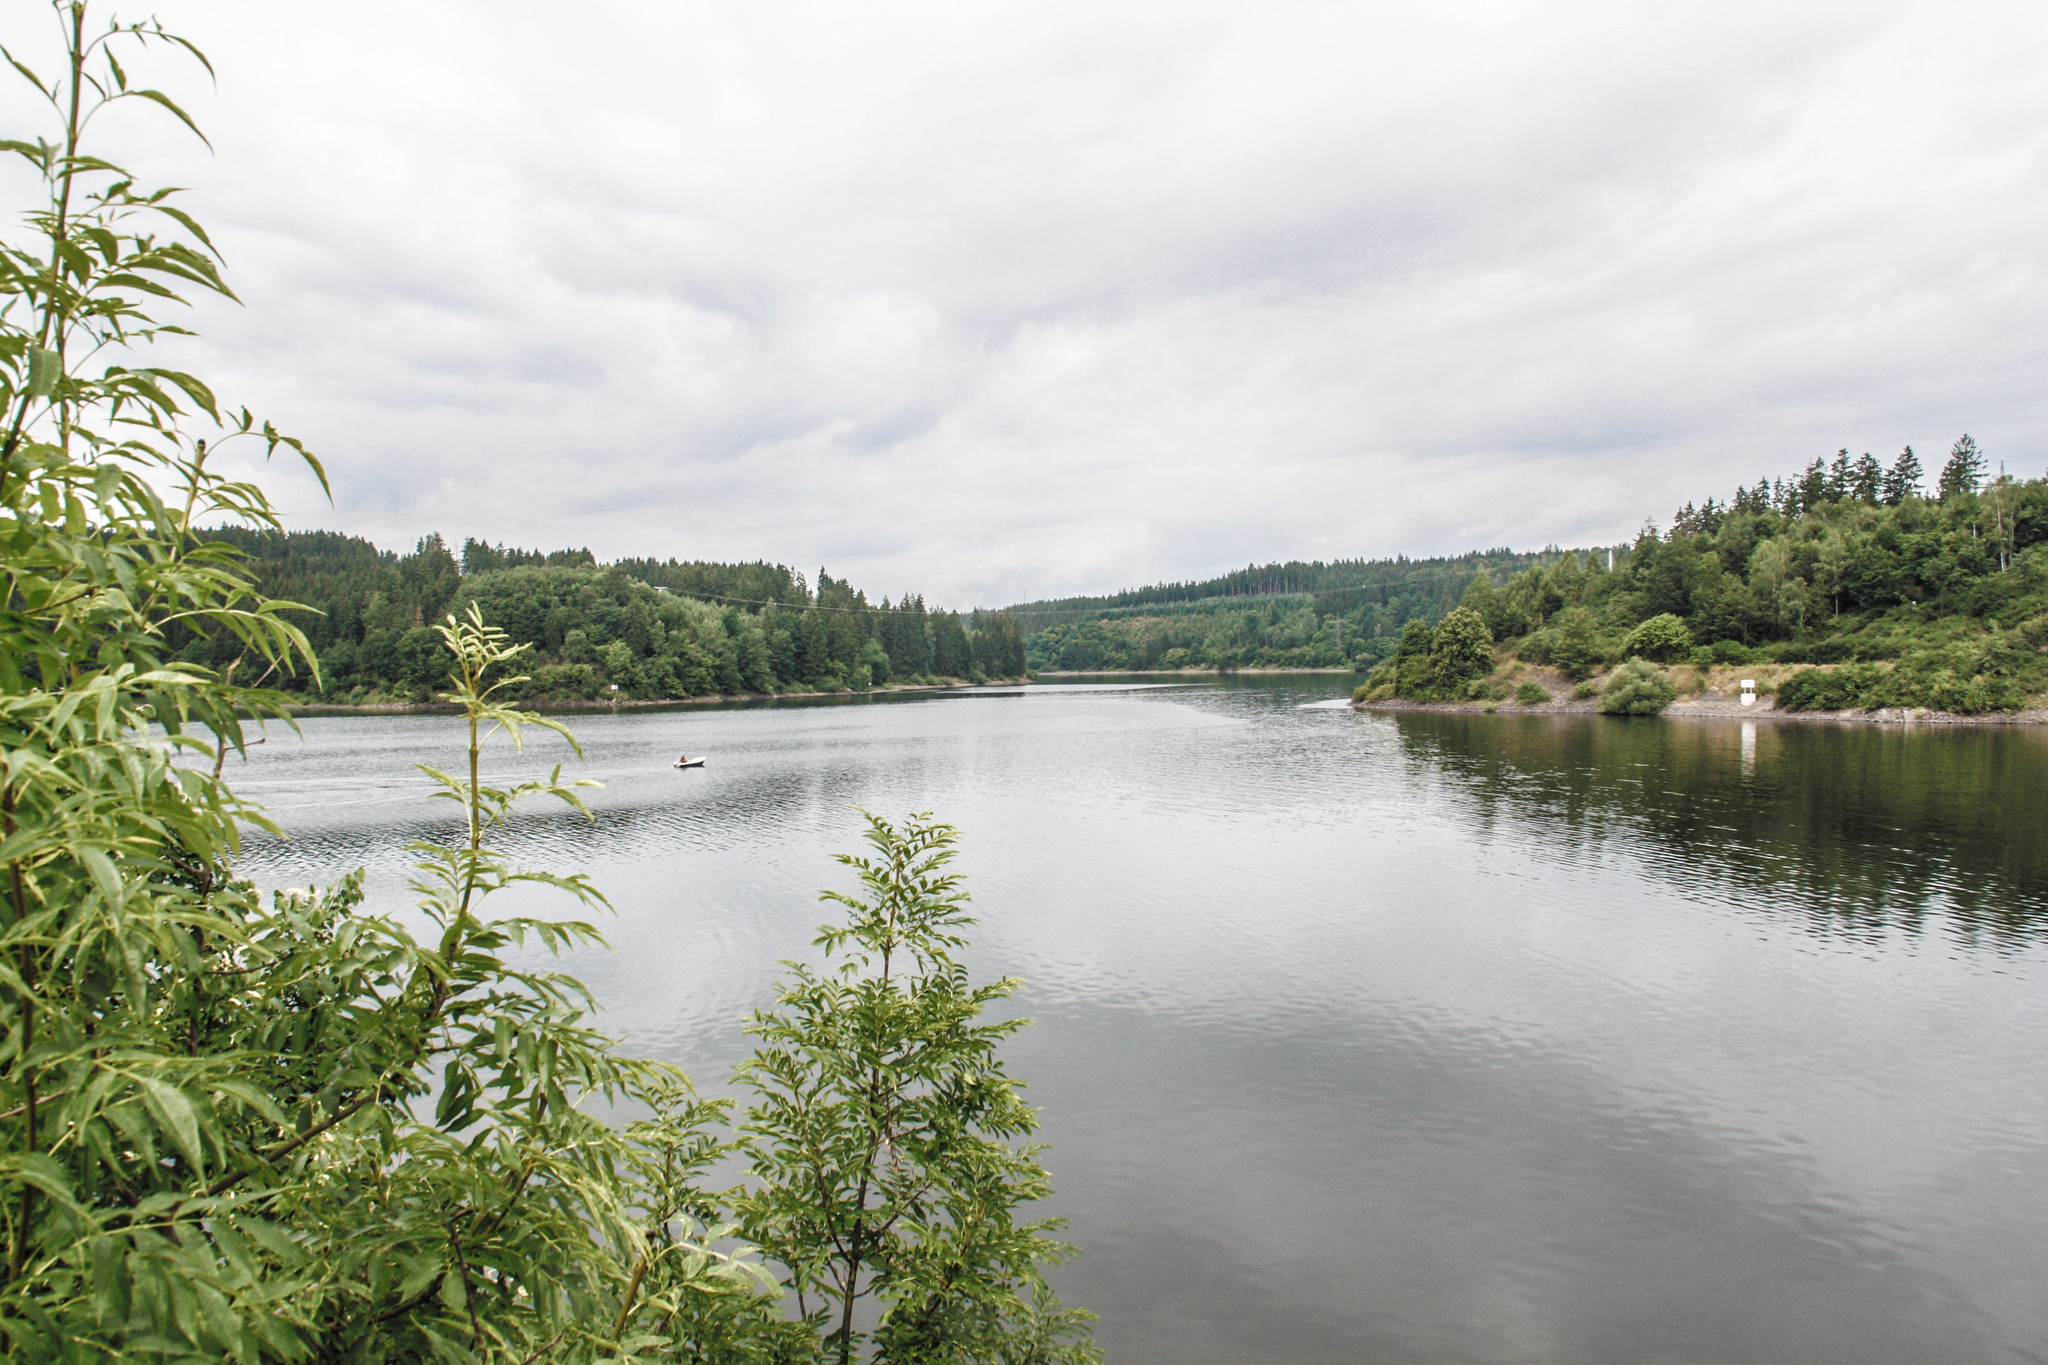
[448,1221,485,1344]
[514,1330,567,1365]
[610,1252,649,1340]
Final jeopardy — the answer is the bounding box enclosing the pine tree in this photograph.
[1796,458,1828,513]
[1826,449,1853,502]
[1851,452,1883,503]
[1881,446,1923,505]
[1937,433,1986,501]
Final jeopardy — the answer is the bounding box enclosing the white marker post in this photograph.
[1739,679,1756,708]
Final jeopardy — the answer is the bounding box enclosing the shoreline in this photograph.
[1350,693,2048,727]
[280,679,1026,718]
[1033,667,1358,677]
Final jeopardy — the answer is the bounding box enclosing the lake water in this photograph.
[232,675,2048,1364]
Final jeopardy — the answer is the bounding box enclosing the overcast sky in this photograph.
[10,1,2047,605]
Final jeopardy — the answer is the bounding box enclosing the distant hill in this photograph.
[1004,548,1582,671]
[178,530,1024,703]
[1351,439,2048,715]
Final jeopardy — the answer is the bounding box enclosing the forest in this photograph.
[1011,548,1570,671]
[180,530,1027,703]
[208,437,2048,714]
[1353,438,2048,714]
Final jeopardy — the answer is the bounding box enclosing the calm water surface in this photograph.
[234,676,2048,1364]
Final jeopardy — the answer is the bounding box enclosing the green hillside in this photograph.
[1008,547,1571,671]
[1013,438,2048,715]
[1355,439,2048,714]
[178,531,1025,703]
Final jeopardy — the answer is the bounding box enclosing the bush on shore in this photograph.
[1598,659,1679,715]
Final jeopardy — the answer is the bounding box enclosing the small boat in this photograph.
[674,755,707,769]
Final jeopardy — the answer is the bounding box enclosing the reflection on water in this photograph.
[231,678,2048,1364]
[1393,710,2048,950]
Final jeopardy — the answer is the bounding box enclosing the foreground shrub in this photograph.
[0,14,1093,1357]
[1598,658,1679,715]
[733,813,1098,1364]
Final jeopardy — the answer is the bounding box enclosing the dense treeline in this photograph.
[1013,548,1569,671]
[1359,436,2048,714]
[178,530,1026,702]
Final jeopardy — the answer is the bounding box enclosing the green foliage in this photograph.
[1397,444,2048,711]
[183,538,1027,703]
[1025,430,2048,712]
[1518,605,1606,680]
[1458,569,1530,640]
[1622,613,1693,662]
[0,14,1090,1362]
[732,813,1097,1365]
[1016,548,1569,673]
[255,610,775,1360]
[1391,618,1432,697]
[1937,434,1985,502]
[1426,607,1494,695]
[1774,638,2035,714]
[1514,680,1551,706]
[1881,447,1923,505]
[0,8,332,1349]
[6,588,773,1356]
[1597,659,1678,715]
[1775,663,1884,712]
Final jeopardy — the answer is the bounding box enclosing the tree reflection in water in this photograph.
[1393,713,2048,952]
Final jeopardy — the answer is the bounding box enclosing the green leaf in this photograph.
[27,344,59,398]
[126,88,213,150]
[437,1263,467,1312]
[136,1076,205,1171]
[398,1255,443,1304]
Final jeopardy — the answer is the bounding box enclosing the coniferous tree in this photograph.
[1851,452,1883,503]
[1882,446,1923,505]
[932,611,974,678]
[1796,458,1828,513]
[1826,449,1853,501]
[1937,434,1986,501]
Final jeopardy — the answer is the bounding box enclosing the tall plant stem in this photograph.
[9,1003,33,1284]
[0,2,86,492]
[3,783,36,1285]
[611,1252,649,1340]
[459,660,482,918]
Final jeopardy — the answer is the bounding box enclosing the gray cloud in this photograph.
[10,0,2042,604]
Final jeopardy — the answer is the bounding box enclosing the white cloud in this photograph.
[5,0,2042,604]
